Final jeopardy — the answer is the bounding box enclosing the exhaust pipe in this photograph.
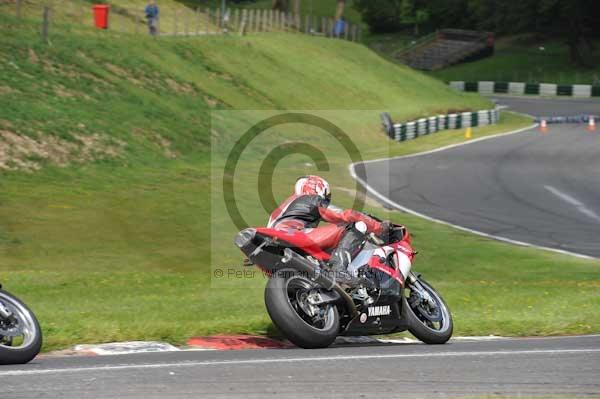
[280,249,358,317]
[234,229,358,317]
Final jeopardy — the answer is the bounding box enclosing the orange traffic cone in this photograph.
[539,119,548,133]
[588,116,596,132]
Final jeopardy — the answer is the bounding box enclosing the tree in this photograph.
[355,0,600,66]
[354,0,403,33]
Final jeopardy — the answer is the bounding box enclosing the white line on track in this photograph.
[2,348,599,377]
[544,185,600,223]
[349,123,598,260]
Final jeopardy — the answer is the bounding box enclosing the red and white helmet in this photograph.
[295,175,331,202]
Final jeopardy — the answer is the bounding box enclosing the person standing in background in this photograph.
[145,1,160,36]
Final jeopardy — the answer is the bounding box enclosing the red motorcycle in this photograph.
[235,217,453,348]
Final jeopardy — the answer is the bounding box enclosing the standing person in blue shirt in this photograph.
[145,1,159,36]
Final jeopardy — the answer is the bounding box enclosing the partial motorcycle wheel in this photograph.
[265,269,339,349]
[0,290,42,365]
[403,278,453,344]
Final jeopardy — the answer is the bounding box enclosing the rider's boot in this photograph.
[327,223,368,288]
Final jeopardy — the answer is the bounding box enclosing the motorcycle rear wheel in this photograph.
[265,269,339,349]
[403,278,453,344]
[0,289,42,365]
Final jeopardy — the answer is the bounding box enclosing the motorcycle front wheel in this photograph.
[265,269,339,349]
[403,278,453,344]
[0,289,42,365]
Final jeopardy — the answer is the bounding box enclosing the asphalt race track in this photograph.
[3,335,600,398]
[355,96,600,258]
[491,96,600,117]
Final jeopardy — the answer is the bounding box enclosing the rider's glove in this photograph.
[379,220,393,244]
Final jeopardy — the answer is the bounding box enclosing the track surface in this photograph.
[3,336,600,398]
[356,96,600,258]
[491,96,600,117]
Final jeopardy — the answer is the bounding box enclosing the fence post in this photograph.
[195,7,200,35]
[42,6,50,44]
[263,9,268,32]
[79,3,85,25]
[268,9,272,32]
[246,9,252,33]
[215,8,223,32]
[234,8,240,32]
[351,24,357,42]
[344,22,349,40]
[16,0,23,19]
[321,17,326,36]
[265,9,270,32]
[156,12,161,36]
[305,14,310,34]
[358,26,362,42]
[291,13,296,33]
[265,9,270,31]
[184,11,190,36]
[239,10,247,36]
[206,8,211,33]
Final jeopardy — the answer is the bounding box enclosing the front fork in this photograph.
[407,272,436,307]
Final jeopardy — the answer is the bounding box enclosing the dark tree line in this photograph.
[355,0,600,66]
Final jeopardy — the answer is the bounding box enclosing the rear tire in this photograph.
[265,269,339,349]
[403,279,453,345]
[0,290,42,365]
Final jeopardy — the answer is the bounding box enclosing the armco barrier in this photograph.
[381,108,500,142]
[450,81,600,98]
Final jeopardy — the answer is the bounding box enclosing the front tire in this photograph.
[265,269,339,349]
[403,278,453,345]
[0,289,42,365]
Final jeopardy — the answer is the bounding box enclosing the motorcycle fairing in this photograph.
[255,226,346,261]
[342,301,408,336]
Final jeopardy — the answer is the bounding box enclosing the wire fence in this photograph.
[3,0,362,42]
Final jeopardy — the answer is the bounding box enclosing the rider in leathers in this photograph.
[268,176,391,285]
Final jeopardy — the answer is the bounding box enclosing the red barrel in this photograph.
[92,4,110,29]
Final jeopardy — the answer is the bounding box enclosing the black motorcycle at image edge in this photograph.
[235,215,453,349]
[0,284,42,364]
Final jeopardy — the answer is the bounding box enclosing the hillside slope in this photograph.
[0,12,487,170]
